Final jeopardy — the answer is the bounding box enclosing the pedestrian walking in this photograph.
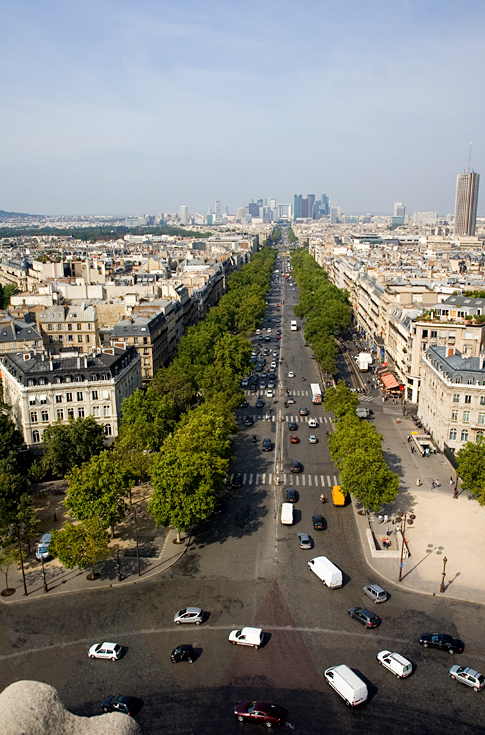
[407,435,411,442]
[449,477,454,486]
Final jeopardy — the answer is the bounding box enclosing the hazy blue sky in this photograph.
[1,0,484,216]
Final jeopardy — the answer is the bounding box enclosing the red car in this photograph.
[234,701,286,727]
[290,435,299,444]
[276,335,281,340]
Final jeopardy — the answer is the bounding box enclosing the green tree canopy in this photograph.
[117,389,177,453]
[0,413,24,459]
[339,448,399,511]
[41,417,105,477]
[323,381,360,419]
[52,519,110,578]
[0,459,29,531]
[456,440,485,505]
[328,413,383,470]
[65,450,134,533]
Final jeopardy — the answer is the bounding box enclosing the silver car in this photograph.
[449,666,485,691]
[298,533,312,549]
[174,607,204,625]
[363,584,388,603]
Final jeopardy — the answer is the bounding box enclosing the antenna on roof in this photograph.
[468,142,472,172]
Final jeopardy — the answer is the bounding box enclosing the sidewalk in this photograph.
[352,400,485,605]
[0,483,190,605]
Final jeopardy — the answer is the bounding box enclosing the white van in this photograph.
[376,650,413,678]
[308,556,343,588]
[228,627,264,648]
[324,664,368,706]
[35,533,52,561]
[280,502,294,525]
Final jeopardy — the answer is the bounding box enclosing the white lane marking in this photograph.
[301,475,306,486]
[243,474,247,484]
[333,475,339,485]
[320,475,325,485]
[268,474,272,484]
[261,474,266,485]
[308,475,312,486]
[295,475,299,485]
[0,627,420,663]
[327,475,331,486]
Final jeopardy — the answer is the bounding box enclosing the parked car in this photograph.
[298,533,312,549]
[419,633,464,654]
[102,695,138,716]
[233,701,286,727]
[449,665,485,691]
[312,514,325,531]
[229,627,264,648]
[88,642,122,661]
[363,584,388,604]
[266,390,274,398]
[171,644,195,664]
[290,460,301,473]
[241,378,249,388]
[348,607,380,629]
[174,607,204,625]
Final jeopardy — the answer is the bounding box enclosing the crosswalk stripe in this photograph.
[268,474,272,484]
[320,475,325,485]
[295,475,299,485]
[283,474,287,484]
[248,473,253,484]
[314,476,319,486]
[243,473,247,484]
[333,475,339,485]
[327,475,331,486]
[308,475,312,486]
[301,475,306,486]
[261,473,266,485]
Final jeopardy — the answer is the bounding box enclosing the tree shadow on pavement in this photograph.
[191,485,268,549]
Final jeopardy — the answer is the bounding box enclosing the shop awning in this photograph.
[381,372,400,390]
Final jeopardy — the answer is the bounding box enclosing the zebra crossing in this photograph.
[231,472,339,487]
[244,414,333,424]
[244,389,313,397]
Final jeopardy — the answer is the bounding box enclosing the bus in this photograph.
[290,320,298,331]
[311,383,322,404]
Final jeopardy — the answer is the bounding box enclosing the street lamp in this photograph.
[8,522,28,596]
[396,512,416,582]
[40,556,48,593]
[440,556,448,593]
[125,505,145,577]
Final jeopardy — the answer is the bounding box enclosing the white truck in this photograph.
[356,407,372,419]
[356,352,372,371]
[310,383,322,404]
[324,664,368,706]
[308,556,343,588]
[280,502,294,525]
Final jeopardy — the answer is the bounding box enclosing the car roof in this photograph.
[298,532,310,540]
[313,514,323,521]
[183,607,202,614]
[366,584,386,593]
[100,642,118,648]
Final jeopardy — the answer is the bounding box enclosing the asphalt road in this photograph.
[0,251,484,734]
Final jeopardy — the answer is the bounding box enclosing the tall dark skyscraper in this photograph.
[454,171,479,236]
[294,194,302,219]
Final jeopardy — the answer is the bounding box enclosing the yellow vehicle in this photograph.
[332,485,346,506]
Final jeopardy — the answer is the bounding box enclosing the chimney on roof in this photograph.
[480,353,485,370]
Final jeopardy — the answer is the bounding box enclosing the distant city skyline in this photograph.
[1,1,484,216]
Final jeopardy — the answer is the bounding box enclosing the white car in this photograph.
[228,627,264,648]
[288,371,295,378]
[377,650,413,678]
[266,328,272,333]
[308,418,318,428]
[271,361,277,370]
[309,435,318,444]
[174,607,204,625]
[88,642,122,661]
[266,389,274,398]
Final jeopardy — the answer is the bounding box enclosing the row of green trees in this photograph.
[287,228,298,244]
[290,250,352,374]
[50,247,277,573]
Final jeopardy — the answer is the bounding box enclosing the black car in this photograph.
[262,438,272,451]
[290,460,301,473]
[288,422,298,431]
[102,695,138,716]
[171,644,195,663]
[312,514,325,530]
[348,607,380,628]
[244,416,254,426]
[232,474,243,488]
[255,399,265,408]
[269,372,277,380]
[419,633,464,654]
[286,488,298,503]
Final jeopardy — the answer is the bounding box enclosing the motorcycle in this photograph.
[320,494,325,504]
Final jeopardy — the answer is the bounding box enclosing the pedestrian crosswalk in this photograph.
[244,389,313,397]
[231,472,339,487]
[244,414,333,424]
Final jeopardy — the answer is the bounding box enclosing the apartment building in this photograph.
[419,346,485,452]
[1,347,141,446]
[36,304,99,354]
[0,317,43,356]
